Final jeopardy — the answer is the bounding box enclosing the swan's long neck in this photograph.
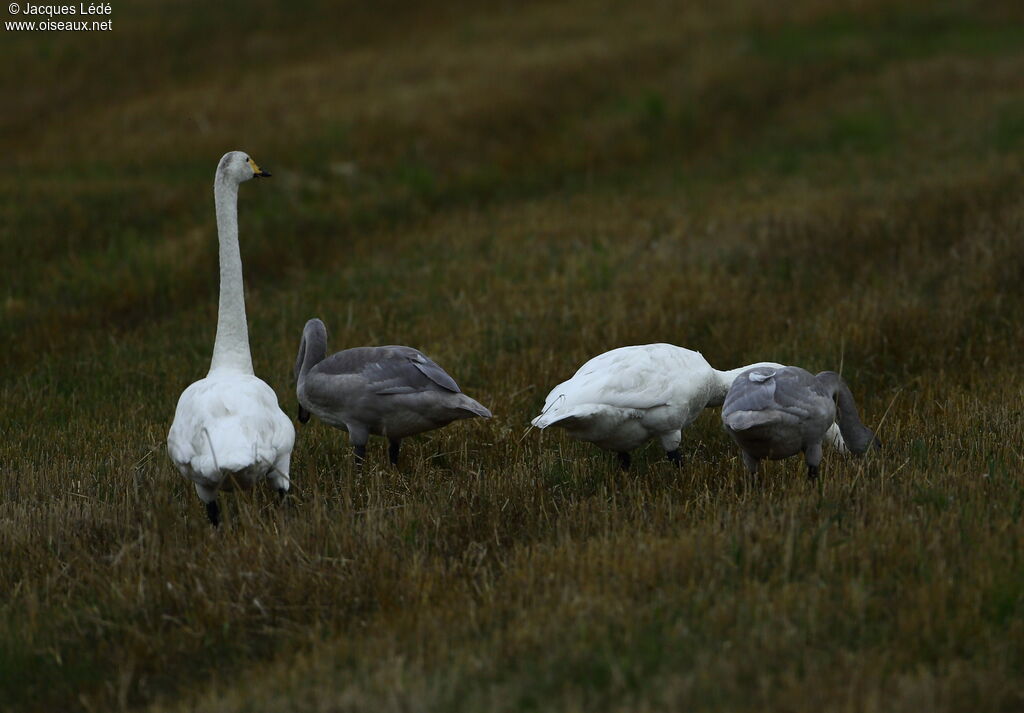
[295,320,328,383]
[209,174,254,374]
[815,371,878,454]
[708,362,784,407]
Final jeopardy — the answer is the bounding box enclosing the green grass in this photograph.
[2,0,1024,711]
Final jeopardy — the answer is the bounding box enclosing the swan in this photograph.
[721,366,880,479]
[294,318,492,467]
[167,151,295,526]
[531,343,784,469]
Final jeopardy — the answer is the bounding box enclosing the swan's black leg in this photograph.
[205,500,221,527]
[805,443,823,481]
[740,451,760,485]
[617,452,631,471]
[666,449,682,467]
[349,426,370,470]
[277,488,288,502]
[388,438,402,467]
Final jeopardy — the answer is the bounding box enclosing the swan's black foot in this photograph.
[388,438,402,468]
[205,500,221,527]
[353,444,367,468]
[277,488,288,502]
[666,449,682,467]
[617,452,631,471]
[807,464,820,481]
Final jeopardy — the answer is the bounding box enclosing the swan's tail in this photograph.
[532,392,572,429]
[532,403,625,430]
[201,424,272,480]
[455,395,492,419]
[531,412,563,429]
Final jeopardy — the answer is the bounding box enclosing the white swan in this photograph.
[294,318,492,468]
[531,343,783,469]
[722,366,880,479]
[167,151,295,526]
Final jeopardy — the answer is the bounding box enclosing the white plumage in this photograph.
[167,151,294,525]
[532,343,782,469]
[168,373,294,488]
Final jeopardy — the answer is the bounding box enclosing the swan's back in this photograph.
[536,344,712,423]
[309,345,460,396]
[168,372,295,488]
[722,367,833,432]
[299,344,491,436]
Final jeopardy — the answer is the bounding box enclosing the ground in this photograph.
[1,1,1023,711]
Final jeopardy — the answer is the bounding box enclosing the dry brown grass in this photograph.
[2,0,1024,711]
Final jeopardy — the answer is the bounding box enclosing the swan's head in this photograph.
[217,150,271,184]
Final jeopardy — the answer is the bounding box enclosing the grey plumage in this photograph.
[294,318,492,467]
[722,366,880,480]
[314,346,461,394]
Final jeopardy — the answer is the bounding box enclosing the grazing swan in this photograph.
[722,366,880,480]
[294,318,492,467]
[531,344,783,470]
[167,151,295,526]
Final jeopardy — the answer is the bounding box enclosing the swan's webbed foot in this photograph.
[617,452,631,471]
[388,438,402,468]
[666,449,682,467]
[353,444,367,468]
[807,463,820,481]
[277,487,288,502]
[205,500,221,527]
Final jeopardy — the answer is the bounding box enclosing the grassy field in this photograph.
[2,0,1024,710]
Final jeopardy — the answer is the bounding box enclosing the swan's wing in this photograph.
[770,368,833,420]
[540,344,705,415]
[723,367,832,428]
[722,368,779,420]
[404,350,460,393]
[258,380,295,462]
[167,384,203,472]
[314,346,461,395]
